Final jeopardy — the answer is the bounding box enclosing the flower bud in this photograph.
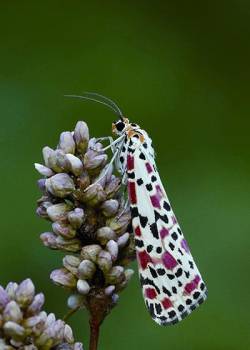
[27,293,45,316]
[65,154,83,176]
[106,240,118,261]
[46,173,75,198]
[125,269,134,282]
[81,245,102,262]
[64,324,74,344]
[106,266,125,284]
[55,149,72,171]
[40,232,58,249]
[55,236,82,252]
[67,208,84,229]
[112,294,119,304]
[81,184,106,206]
[67,294,85,310]
[63,256,81,275]
[58,132,75,154]
[47,203,72,222]
[101,199,119,217]
[78,260,96,279]
[3,301,23,323]
[5,282,18,300]
[0,286,9,310]
[3,321,25,339]
[74,343,84,350]
[34,163,54,177]
[47,149,64,173]
[76,171,90,191]
[117,232,130,248]
[96,227,116,245]
[52,222,76,239]
[104,285,115,296]
[15,279,35,307]
[23,314,43,328]
[97,251,112,273]
[76,280,90,295]
[84,153,107,171]
[45,313,56,328]
[42,146,54,167]
[94,164,113,188]
[104,175,121,197]
[50,269,77,289]
[74,121,89,154]
[37,178,46,192]
[107,211,131,236]
[36,201,53,219]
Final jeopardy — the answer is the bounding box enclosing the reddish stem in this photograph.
[89,318,100,350]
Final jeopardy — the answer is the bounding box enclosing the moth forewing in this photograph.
[112,121,207,326]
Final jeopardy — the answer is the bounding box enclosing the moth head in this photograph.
[112,117,130,135]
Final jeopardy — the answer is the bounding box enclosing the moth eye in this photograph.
[116,122,125,131]
[131,123,137,127]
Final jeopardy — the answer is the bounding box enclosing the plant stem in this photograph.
[63,307,80,322]
[89,318,100,350]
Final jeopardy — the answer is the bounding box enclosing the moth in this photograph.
[67,92,208,326]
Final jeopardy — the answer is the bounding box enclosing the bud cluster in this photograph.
[0,278,82,350]
[35,121,135,314]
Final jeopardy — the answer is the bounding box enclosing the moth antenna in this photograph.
[64,92,123,118]
[84,92,123,118]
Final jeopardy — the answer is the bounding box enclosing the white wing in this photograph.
[127,144,207,325]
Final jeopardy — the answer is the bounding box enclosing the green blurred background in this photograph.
[0,1,249,349]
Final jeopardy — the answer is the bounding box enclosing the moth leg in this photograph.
[117,197,130,219]
[121,170,128,185]
[84,149,120,192]
[91,136,115,153]
[101,134,126,152]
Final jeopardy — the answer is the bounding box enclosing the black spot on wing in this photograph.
[146,183,153,191]
[149,266,158,278]
[171,232,178,240]
[189,261,194,269]
[156,247,162,254]
[167,274,175,280]
[128,172,135,179]
[162,287,172,297]
[157,268,165,276]
[154,210,169,223]
[163,201,171,211]
[135,239,144,248]
[148,303,155,317]
[155,303,162,315]
[169,243,175,251]
[150,223,159,239]
[146,245,153,253]
[200,283,205,291]
[131,207,139,218]
[151,175,157,182]
[139,215,148,228]
[172,287,177,294]
[139,152,146,160]
[136,178,143,185]
[168,310,176,318]
[140,275,160,294]
[175,268,183,277]
[193,292,201,299]
[178,305,185,312]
